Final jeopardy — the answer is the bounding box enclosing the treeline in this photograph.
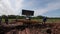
[0,15,44,19]
[0,15,60,19]
[0,15,25,19]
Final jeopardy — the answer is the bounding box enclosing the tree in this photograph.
[1,15,7,19]
[8,15,16,19]
[37,15,44,19]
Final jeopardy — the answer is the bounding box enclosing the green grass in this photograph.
[32,19,60,23]
[1,19,60,23]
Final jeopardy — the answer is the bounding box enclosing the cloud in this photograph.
[0,0,14,15]
[47,2,60,10]
[10,0,23,11]
[22,0,60,16]
[10,0,24,15]
[34,0,60,16]
[0,0,60,16]
[0,0,23,15]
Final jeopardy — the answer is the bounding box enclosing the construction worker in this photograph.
[43,17,47,24]
[5,16,8,24]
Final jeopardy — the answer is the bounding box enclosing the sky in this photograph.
[0,0,60,17]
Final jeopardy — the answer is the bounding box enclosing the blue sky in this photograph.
[43,9,60,17]
[0,0,60,17]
